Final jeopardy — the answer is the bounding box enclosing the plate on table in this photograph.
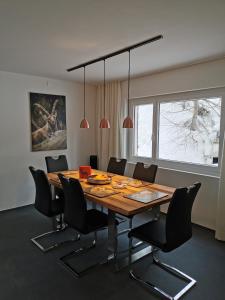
[111,180,127,189]
[87,174,112,185]
[84,186,119,198]
[127,179,151,188]
[124,190,168,203]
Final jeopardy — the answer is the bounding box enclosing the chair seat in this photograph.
[128,218,167,250]
[85,209,109,233]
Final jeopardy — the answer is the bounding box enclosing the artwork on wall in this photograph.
[30,92,67,151]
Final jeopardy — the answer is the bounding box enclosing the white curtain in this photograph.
[96,81,126,170]
[215,132,225,241]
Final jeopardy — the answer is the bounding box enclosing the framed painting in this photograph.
[30,92,67,151]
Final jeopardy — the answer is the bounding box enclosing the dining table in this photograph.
[47,169,175,270]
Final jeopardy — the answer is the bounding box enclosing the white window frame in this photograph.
[128,87,225,177]
[132,101,154,159]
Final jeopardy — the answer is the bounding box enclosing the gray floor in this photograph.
[0,205,225,300]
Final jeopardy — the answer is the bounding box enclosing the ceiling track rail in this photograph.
[67,34,163,72]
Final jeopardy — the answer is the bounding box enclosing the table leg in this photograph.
[106,209,153,272]
[151,205,160,220]
[107,210,118,268]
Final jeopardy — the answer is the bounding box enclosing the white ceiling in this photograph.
[0,0,225,83]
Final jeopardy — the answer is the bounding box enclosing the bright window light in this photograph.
[159,98,221,165]
[134,104,153,158]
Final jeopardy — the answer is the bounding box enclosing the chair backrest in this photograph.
[107,157,127,175]
[165,182,201,252]
[29,166,52,217]
[133,162,158,183]
[58,174,87,232]
[45,155,68,173]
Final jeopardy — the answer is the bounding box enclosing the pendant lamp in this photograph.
[99,59,110,128]
[80,66,90,128]
[123,50,133,128]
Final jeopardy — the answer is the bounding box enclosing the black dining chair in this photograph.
[119,162,159,240]
[58,174,111,277]
[128,182,201,300]
[45,155,69,173]
[104,157,127,219]
[45,155,68,199]
[107,157,127,175]
[133,162,158,182]
[130,162,159,230]
[29,166,79,252]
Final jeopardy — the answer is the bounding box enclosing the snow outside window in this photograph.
[134,104,153,158]
[129,89,224,175]
[159,98,221,165]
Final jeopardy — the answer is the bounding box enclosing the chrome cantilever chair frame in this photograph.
[128,238,196,300]
[31,215,80,253]
[59,231,104,278]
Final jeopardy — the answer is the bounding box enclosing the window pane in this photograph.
[159,98,221,165]
[134,104,153,157]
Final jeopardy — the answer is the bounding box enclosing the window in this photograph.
[159,98,221,165]
[134,104,153,158]
[129,88,225,176]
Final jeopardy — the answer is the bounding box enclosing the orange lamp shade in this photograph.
[79,166,92,179]
[123,116,133,128]
[99,118,110,128]
[80,118,90,128]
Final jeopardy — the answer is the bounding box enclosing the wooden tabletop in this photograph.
[47,170,175,217]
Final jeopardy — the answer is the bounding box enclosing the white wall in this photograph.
[123,57,225,98]
[0,71,96,211]
[122,58,225,230]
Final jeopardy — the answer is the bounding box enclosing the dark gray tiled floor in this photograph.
[0,205,225,300]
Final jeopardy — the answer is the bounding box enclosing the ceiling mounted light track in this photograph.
[80,66,90,128]
[67,35,163,72]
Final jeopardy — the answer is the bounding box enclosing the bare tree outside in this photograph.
[159,97,221,165]
[134,97,221,165]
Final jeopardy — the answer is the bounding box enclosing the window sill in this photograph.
[127,160,220,179]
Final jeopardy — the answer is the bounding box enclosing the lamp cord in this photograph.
[128,50,131,116]
[83,66,86,119]
[104,59,106,117]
